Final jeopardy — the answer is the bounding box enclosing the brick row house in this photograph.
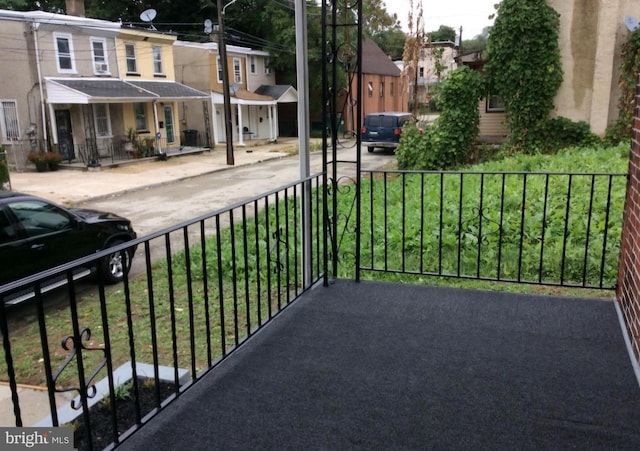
[0,1,296,170]
[0,5,211,168]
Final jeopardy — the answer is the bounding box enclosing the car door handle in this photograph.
[31,243,45,251]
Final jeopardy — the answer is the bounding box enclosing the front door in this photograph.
[163,106,175,143]
[55,110,75,160]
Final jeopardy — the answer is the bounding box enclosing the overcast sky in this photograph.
[384,0,497,39]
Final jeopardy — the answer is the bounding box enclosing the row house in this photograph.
[173,40,297,147]
[343,40,409,132]
[0,3,208,168]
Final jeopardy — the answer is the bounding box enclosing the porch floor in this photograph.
[119,280,640,450]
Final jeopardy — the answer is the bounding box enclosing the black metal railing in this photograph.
[353,170,627,289]
[0,175,325,450]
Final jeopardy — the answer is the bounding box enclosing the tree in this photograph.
[428,25,456,43]
[460,27,489,54]
[402,0,427,116]
[371,26,406,60]
[484,0,563,151]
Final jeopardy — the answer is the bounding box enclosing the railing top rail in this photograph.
[362,169,629,177]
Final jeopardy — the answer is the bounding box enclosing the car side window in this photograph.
[0,209,19,244]
[7,200,72,237]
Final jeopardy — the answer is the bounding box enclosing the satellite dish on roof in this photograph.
[140,8,157,30]
[624,15,639,32]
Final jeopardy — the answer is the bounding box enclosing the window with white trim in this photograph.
[93,104,111,137]
[367,82,373,97]
[250,56,256,74]
[125,43,137,74]
[264,57,270,75]
[152,46,163,75]
[216,56,223,83]
[233,58,242,83]
[0,100,20,142]
[134,103,147,131]
[91,38,109,74]
[54,33,75,73]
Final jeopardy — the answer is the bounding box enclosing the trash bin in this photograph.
[183,130,199,147]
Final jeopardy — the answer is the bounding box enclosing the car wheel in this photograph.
[100,240,132,284]
[367,146,374,153]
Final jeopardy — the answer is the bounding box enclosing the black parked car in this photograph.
[0,192,137,305]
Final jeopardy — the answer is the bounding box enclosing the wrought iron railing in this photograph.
[0,175,325,450]
[353,170,627,290]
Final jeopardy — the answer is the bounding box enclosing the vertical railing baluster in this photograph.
[477,173,485,278]
[34,284,57,427]
[457,173,464,277]
[560,174,573,285]
[165,234,180,390]
[182,226,197,379]
[517,174,528,282]
[242,205,251,336]
[582,175,596,286]
[200,220,212,368]
[538,174,550,284]
[402,172,407,273]
[265,196,273,319]
[439,172,444,275]
[497,173,506,280]
[215,215,226,357]
[384,172,389,271]
[369,172,375,268]
[284,187,291,304]
[0,299,21,427]
[599,175,615,288]
[420,172,425,274]
[144,241,163,399]
[253,200,262,327]
[275,192,282,309]
[229,210,239,346]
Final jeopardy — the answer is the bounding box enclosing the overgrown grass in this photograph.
[1,143,630,390]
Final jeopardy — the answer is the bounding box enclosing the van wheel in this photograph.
[367,146,374,153]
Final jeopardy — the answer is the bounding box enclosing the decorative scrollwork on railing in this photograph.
[269,227,289,274]
[326,176,358,271]
[459,207,504,246]
[52,327,107,410]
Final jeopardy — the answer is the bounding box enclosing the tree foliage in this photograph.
[402,0,427,117]
[605,28,640,145]
[484,0,563,151]
[397,67,483,170]
[428,25,456,43]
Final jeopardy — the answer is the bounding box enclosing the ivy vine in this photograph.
[484,0,563,152]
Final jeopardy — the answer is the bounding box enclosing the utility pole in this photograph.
[216,0,235,165]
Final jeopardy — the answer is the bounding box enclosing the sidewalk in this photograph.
[8,138,307,205]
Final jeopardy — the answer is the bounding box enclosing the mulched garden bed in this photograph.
[72,377,177,451]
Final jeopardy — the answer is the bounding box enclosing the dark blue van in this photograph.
[361,112,413,153]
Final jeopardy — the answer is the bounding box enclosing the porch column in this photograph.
[212,99,221,145]
[272,105,279,141]
[267,104,274,141]
[237,104,245,146]
[152,101,161,153]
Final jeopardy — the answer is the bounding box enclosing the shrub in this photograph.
[397,67,483,170]
[536,117,600,152]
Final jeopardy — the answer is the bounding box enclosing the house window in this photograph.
[152,46,163,75]
[390,82,395,97]
[0,100,20,142]
[233,58,242,83]
[368,82,373,97]
[418,67,424,78]
[380,82,385,97]
[264,57,270,75]
[250,56,256,74]
[217,56,223,83]
[91,38,108,74]
[486,94,505,112]
[54,33,75,72]
[134,103,147,131]
[125,43,137,74]
[93,104,111,137]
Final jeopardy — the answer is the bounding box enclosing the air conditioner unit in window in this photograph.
[95,63,108,73]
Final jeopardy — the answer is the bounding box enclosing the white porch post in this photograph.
[272,105,279,141]
[237,103,245,146]
[212,93,220,145]
[267,105,274,141]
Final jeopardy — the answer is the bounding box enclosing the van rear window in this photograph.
[368,116,382,127]
[382,116,396,127]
